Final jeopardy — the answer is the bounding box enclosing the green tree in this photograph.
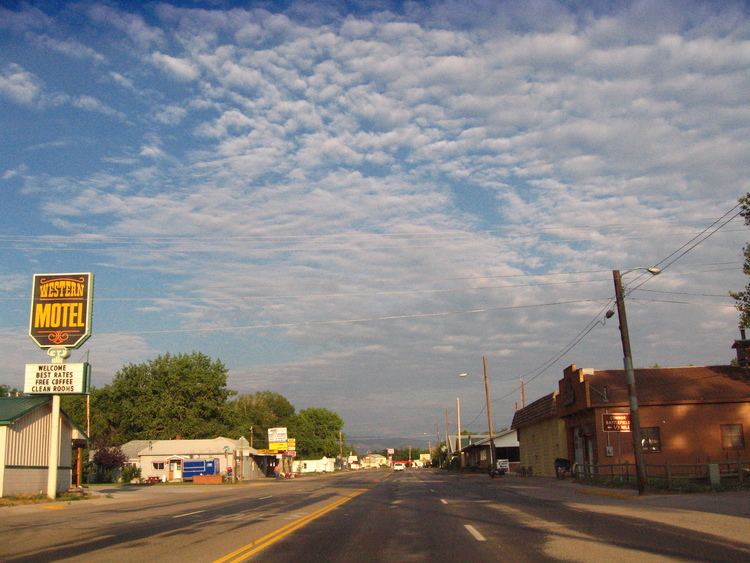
[62,388,120,448]
[0,384,22,397]
[227,391,295,448]
[290,407,343,458]
[85,352,235,445]
[731,192,750,327]
[92,445,128,483]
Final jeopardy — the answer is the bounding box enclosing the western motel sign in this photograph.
[29,273,93,349]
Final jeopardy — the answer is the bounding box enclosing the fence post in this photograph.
[666,462,672,489]
[708,463,720,488]
[738,460,744,484]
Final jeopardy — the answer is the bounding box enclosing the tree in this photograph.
[227,391,296,448]
[87,352,235,444]
[290,408,343,458]
[92,445,128,483]
[731,192,750,327]
[0,384,22,397]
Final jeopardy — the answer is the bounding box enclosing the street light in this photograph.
[460,355,496,474]
[611,267,661,495]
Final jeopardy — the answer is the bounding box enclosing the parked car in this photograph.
[393,462,406,471]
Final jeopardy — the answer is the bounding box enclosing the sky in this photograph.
[2,0,750,449]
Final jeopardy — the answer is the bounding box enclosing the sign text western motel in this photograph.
[25,272,93,499]
[29,273,93,348]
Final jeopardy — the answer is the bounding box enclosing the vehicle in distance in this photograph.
[393,462,406,471]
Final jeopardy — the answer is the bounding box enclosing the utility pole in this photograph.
[613,270,647,495]
[456,397,462,452]
[444,409,451,455]
[483,355,496,472]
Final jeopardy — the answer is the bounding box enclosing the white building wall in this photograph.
[1,403,74,496]
[6,404,50,467]
[0,426,6,496]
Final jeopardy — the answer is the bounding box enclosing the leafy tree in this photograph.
[94,446,127,470]
[290,407,343,458]
[0,384,22,397]
[92,445,128,483]
[731,192,750,327]
[227,391,295,448]
[87,352,235,444]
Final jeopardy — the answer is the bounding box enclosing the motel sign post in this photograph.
[26,272,94,499]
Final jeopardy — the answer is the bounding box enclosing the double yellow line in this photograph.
[213,489,367,562]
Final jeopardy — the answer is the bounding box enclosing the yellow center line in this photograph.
[213,489,368,563]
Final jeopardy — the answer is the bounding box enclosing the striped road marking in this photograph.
[213,489,367,563]
[173,510,206,519]
[464,524,487,542]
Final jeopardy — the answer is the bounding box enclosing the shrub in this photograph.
[120,464,142,483]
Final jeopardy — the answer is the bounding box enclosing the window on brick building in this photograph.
[640,427,661,452]
[721,424,745,449]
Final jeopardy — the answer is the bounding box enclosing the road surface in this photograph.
[1,470,748,562]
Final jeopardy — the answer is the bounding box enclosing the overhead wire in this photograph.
[459,199,747,429]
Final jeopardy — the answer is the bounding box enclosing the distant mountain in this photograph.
[348,436,431,454]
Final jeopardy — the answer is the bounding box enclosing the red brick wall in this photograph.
[593,403,750,465]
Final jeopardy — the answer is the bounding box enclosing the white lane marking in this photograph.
[173,510,205,519]
[259,495,273,500]
[464,524,487,542]
[440,499,448,504]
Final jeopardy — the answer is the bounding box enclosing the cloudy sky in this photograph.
[2,0,749,447]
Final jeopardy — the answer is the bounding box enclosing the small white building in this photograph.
[360,453,388,468]
[292,456,335,474]
[0,396,86,497]
[128,436,262,481]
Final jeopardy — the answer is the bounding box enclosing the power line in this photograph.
[463,198,747,425]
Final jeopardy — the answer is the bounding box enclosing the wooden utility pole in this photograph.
[483,355,496,471]
[613,269,647,495]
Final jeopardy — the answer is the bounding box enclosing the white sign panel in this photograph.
[268,427,288,443]
[24,362,90,394]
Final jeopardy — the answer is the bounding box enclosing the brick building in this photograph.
[557,364,750,469]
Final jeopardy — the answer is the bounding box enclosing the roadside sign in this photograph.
[29,273,93,349]
[603,412,631,432]
[269,442,288,451]
[24,362,90,394]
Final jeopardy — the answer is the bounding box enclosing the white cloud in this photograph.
[26,33,106,63]
[87,4,164,49]
[0,63,42,105]
[151,52,200,81]
[3,0,750,437]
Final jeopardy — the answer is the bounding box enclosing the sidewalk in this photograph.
[501,474,750,518]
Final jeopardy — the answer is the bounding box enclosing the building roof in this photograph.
[0,396,87,439]
[464,428,518,449]
[136,436,250,456]
[585,365,750,406]
[0,396,50,424]
[511,392,558,429]
[119,440,152,460]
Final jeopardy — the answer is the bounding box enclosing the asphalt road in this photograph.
[1,470,748,562]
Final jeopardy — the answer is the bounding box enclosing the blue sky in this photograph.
[2,0,749,446]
